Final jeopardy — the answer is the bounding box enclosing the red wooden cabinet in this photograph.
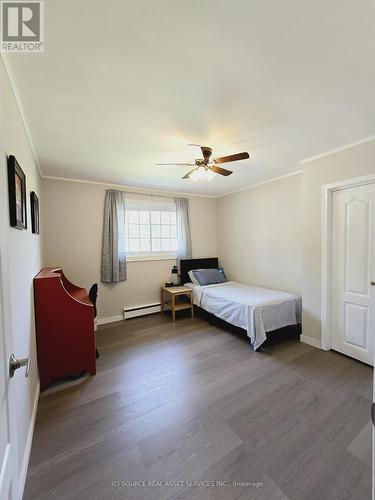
[33,268,96,391]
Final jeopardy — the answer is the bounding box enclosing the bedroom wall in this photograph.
[302,137,375,344]
[217,172,303,295]
[0,56,43,497]
[42,178,217,320]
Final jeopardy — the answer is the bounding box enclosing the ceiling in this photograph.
[5,0,375,196]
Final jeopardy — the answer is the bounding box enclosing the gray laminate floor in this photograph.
[24,313,372,500]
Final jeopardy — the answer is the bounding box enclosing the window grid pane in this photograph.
[126,209,177,255]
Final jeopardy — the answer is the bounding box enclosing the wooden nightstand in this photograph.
[161,286,194,322]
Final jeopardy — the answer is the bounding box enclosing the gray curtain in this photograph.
[101,190,127,283]
[175,197,192,262]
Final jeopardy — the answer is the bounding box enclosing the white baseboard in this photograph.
[18,382,40,500]
[300,335,321,349]
[97,314,123,326]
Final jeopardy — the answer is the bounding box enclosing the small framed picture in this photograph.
[7,155,27,229]
[30,191,39,234]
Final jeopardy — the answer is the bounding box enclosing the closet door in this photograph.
[331,183,375,366]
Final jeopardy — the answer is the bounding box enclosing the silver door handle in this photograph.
[9,354,30,378]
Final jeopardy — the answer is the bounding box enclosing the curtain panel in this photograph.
[175,197,192,263]
[101,190,127,283]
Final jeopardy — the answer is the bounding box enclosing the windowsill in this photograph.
[127,255,177,263]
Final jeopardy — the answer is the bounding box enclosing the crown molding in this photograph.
[300,135,375,164]
[1,53,43,178]
[43,170,306,199]
[41,175,219,199]
[217,170,303,198]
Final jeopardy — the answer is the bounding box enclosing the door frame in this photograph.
[0,207,20,500]
[321,173,375,351]
[0,133,20,497]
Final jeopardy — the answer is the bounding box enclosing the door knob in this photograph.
[370,282,375,286]
[9,354,30,378]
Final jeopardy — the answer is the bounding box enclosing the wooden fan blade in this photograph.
[200,146,213,162]
[156,163,195,166]
[214,152,249,164]
[182,168,197,179]
[210,166,233,176]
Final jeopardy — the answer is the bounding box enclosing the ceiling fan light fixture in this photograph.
[157,144,249,181]
[189,166,216,182]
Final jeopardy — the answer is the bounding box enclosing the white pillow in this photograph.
[188,270,199,284]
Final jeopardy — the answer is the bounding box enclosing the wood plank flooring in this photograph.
[23,313,372,500]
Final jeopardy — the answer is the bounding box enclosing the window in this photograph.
[125,199,177,260]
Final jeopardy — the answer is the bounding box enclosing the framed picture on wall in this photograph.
[30,191,39,234]
[7,155,27,229]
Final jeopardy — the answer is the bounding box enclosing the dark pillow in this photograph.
[192,268,228,286]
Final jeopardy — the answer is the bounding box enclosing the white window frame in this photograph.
[125,198,177,262]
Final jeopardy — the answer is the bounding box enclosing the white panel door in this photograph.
[0,134,18,500]
[0,253,15,500]
[332,183,375,365]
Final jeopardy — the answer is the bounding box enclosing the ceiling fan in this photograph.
[157,145,250,181]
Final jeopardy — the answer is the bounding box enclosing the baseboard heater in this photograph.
[123,303,161,320]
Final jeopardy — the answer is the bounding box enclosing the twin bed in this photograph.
[180,258,301,350]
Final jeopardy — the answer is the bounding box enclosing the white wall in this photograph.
[217,173,302,295]
[302,138,375,342]
[0,56,42,497]
[42,179,217,320]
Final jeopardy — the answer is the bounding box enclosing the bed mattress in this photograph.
[185,281,301,350]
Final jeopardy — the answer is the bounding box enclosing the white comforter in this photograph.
[185,281,301,350]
